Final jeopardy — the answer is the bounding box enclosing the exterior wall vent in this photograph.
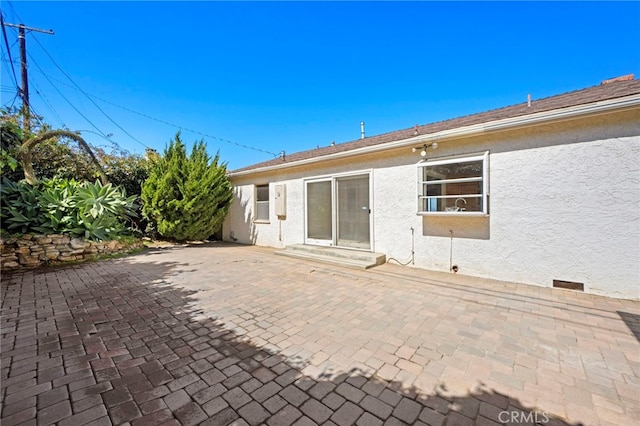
[553,279,584,291]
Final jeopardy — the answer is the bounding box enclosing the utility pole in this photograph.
[2,21,54,134]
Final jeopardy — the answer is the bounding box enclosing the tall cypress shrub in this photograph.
[141,133,233,241]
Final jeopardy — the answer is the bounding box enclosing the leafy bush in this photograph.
[1,177,138,241]
[141,133,233,241]
[0,148,18,173]
[101,152,150,198]
[0,179,43,234]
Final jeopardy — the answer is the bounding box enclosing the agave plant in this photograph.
[34,178,81,234]
[1,177,138,241]
[1,178,45,233]
[71,180,138,240]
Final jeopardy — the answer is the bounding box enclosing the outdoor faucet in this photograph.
[455,198,467,211]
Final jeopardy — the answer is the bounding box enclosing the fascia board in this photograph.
[229,94,640,178]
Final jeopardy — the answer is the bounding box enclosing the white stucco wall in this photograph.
[224,110,640,300]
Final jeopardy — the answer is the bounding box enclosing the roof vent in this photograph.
[601,74,634,85]
[331,140,335,146]
[527,94,531,107]
[360,121,365,139]
[280,150,285,160]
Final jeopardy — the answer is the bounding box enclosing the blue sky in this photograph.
[2,1,639,170]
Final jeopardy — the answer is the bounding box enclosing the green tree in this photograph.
[141,133,233,241]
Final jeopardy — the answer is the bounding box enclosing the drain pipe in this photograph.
[449,230,458,273]
[411,226,415,265]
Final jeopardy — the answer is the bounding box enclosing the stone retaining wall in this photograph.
[0,234,144,271]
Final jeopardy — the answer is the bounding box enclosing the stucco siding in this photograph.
[406,136,639,300]
[223,111,640,300]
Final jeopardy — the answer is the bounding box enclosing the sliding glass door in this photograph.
[304,173,371,250]
[336,175,370,249]
[305,179,333,246]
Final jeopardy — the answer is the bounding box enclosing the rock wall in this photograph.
[0,234,144,271]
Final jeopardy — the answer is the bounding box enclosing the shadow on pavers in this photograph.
[618,311,640,343]
[0,255,582,426]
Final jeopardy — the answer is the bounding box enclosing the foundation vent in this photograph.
[553,279,584,292]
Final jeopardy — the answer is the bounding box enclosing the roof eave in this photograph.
[229,94,640,178]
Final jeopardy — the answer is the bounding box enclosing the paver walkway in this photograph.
[1,243,638,426]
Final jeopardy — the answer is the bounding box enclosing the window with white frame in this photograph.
[255,184,270,222]
[417,152,489,215]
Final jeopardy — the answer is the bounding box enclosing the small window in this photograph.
[417,152,489,215]
[255,184,270,222]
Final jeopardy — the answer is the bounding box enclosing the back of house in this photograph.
[223,76,640,300]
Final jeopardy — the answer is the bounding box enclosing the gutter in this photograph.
[229,93,640,178]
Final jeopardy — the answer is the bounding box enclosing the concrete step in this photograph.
[275,244,386,270]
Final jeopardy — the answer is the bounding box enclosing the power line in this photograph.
[93,98,279,157]
[4,0,276,158]
[29,35,151,151]
[1,58,20,65]
[30,70,279,157]
[1,2,120,151]
[0,13,20,93]
[5,1,21,21]
[26,51,112,140]
[2,20,54,133]
[30,79,65,127]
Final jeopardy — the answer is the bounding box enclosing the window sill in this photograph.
[253,220,270,224]
[417,212,489,217]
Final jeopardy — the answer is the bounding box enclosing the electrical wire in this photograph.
[0,13,20,93]
[5,0,276,158]
[26,51,112,140]
[31,79,65,127]
[5,1,21,21]
[2,92,19,108]
[30,37,151,151]
[31,68,279,157]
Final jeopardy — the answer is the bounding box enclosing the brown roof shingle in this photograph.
[231,78,640,174]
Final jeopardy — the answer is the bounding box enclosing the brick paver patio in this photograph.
[1,243,638,426]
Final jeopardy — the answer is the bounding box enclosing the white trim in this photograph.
[229,94,640,177]
[417,212,489,217]
[420,177,482,185]
[304,178,334,246]
[418,194,482,199]
[419,152,486,167]
[254,184,270,222]
[417,151,489,215]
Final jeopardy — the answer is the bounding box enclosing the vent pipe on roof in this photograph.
[280,150,285,160]
[360,121,365,139]
[527,94,531,107]
[331,140,335,146]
